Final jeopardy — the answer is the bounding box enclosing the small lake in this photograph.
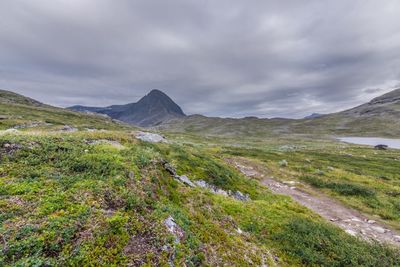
[337,137,400,149]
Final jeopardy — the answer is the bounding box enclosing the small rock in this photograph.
[279,160,288,167]
[237,228,243,234]
[351,218,362,222]
[394,235,400,242]
[371,226,386,234]
[175,175,196,188]
[128,171,135,179]
[231,191,250,201]
[367,220,376,224]
[289,186,296,190]
[283,181,297,185]
[215,188,229,196]
[345,229,357,236]
[374,144,388,150]
[163,162,177,176]
[164,216,185,244]
[327,166,335,171]
[195,180,209,188]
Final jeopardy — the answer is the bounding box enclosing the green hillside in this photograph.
[0,90,399,266]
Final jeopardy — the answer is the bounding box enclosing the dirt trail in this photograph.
[226,157,400,246]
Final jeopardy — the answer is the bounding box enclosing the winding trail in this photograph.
[226,157,400,246]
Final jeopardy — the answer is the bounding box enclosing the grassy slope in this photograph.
[1,131,399,266]
[0,96,399,266]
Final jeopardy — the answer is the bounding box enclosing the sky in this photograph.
[0,0,400,118]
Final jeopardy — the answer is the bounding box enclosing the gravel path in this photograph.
[226,157,400,246]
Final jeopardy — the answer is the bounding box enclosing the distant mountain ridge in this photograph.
[69,89,186,127]
[159,88,400,137]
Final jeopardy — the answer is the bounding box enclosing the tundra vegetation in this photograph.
[0,92,399,266]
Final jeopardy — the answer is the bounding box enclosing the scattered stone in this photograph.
[374,144,388,150]
[327,166,335,171]
[215,188,229,196]
[345,229,357,236]
[195,180,250,201]
[2,143,23,156]
[164,216,185,244]
[231,191,250,201]
[128,171,135,179]
[195,180,209,188]
[135,131,166,143]
[237,228,243,234]
[279,160,288,167]
[289,186,296,190]
[371,226,386,234]
[163,162,177,176]
[175,175,196,188]
[394,235,400,242]
[367,220,376,224]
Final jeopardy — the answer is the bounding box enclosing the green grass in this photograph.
[0,131,398,266]
[220,138,400,229]
[0,98,399,266]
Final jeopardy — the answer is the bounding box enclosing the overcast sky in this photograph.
[1,0,400,118]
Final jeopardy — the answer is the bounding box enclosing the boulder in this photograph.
[374,144,388,150]
[135,131,166,143]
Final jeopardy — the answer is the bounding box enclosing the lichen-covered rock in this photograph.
[175,175,196,187]
[231,191,250,201]
[164,216,185,244]
[136,131,166,143]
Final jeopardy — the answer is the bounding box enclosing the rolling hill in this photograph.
[159,88,400,137]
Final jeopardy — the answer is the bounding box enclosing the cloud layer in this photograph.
[1,0,399,118]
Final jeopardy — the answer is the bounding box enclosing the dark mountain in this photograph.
[69,89,186,127]
[304,113,324,119]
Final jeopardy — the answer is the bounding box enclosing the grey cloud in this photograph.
[0,0,399,118]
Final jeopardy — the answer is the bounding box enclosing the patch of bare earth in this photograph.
[123,233,163,266]
[226,157,400,246]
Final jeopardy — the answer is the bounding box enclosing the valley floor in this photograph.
[227,157,400,245]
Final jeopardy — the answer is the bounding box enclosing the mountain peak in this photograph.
[69,89,185,127]
[147,89,167,96]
